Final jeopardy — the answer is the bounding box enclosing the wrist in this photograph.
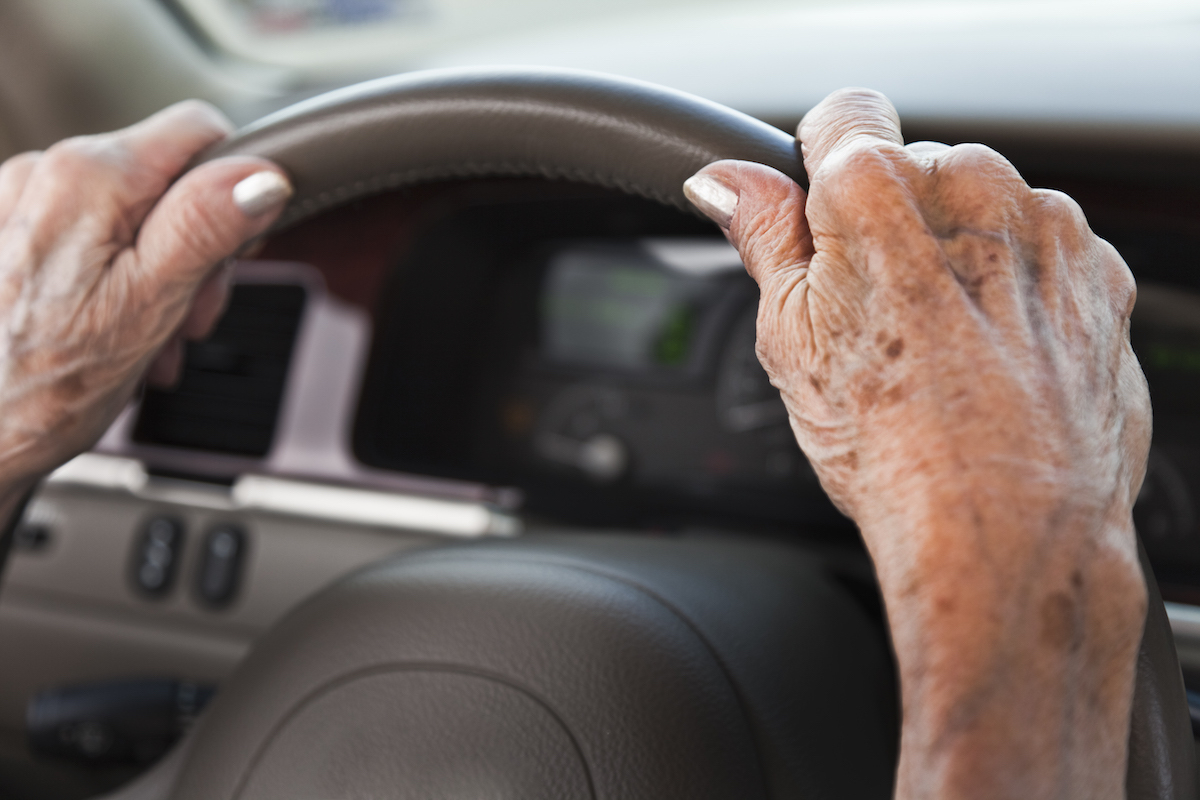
[860,500,1146,800]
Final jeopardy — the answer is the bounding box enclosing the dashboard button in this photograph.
[132,517,184,597]
[578,434,628,482]
[196,524,245,608]
[13,523,52,553]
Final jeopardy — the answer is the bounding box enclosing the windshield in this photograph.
[167,0,1200,111]
[168,0,856,74]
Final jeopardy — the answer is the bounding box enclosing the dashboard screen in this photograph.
[1130,284,1200,587]
[351,181,1200,566]
[521,240,807,493]
[352,187,839,529]
[541,242,739,371]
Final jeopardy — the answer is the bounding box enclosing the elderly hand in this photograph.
[0,101,291,509]
[686,90,1150,800]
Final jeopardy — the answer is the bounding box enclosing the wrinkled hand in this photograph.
[0,101,291,493]
[686,89,1150,800]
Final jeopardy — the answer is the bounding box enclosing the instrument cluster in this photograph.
[348,182,1200,580]
[352,189,842,529]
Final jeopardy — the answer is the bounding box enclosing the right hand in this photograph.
[685,88,1150,799]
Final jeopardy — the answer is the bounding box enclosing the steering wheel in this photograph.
[108,67,1194,800]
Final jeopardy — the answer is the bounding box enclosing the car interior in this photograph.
[1,0,1200,798]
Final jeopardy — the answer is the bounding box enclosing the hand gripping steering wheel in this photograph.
[110,67,1192,800]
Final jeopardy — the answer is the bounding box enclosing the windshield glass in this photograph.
[169,0,831,73]
[168,0,1200,93]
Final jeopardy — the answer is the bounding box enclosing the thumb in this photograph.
[128,156,292,291]
[683,159,813,289]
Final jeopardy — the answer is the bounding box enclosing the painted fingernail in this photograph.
[232,171,293,216]
[683,173,738,230]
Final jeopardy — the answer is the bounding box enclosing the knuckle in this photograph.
[1027,189,1096,260]
[905,140,952,162]
[827,86,892,108]
[835,138,900,171]
[925,145,1029,233]
[1030,188,1085,223]
[135,100,232,146]
[170,99,229,133]
[40,136,121,185]
[0,150,42,175]
[939,142,1019,179]
[817,139,905,187]
[1029,190,1105,256]
[933,144,1027,205]
[802,88,899,141]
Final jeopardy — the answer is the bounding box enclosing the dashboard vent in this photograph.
[133,284,307,457]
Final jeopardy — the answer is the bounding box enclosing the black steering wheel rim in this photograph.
[195,66,1195,799]
[201,66,805,230]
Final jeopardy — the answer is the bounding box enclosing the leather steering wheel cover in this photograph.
[200,66,804,229]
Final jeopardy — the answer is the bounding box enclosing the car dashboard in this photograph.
[2,0,1200,794]
[6,88,1200,800]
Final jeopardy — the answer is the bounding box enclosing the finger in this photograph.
[16,102,236,252]
[101,100,236,230]
[0,151,41,226]
[925,143,1027,235]
[798,88,903,183]
[113,99,233,173]
[180,259,233,340]
[684,159,813,288]
[126,157,291,295]
[906,141,951,160]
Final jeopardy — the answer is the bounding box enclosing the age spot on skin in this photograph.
[55,372,87,402]
[1040,591,1082,652]
[859,378,881,408]
[832,449,858,471]
[886,338,904,359]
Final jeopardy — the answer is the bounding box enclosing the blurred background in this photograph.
[3,2,1200,798]
[1,0,1198,153]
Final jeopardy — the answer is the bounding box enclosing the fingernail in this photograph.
[233,171,293,216]
[683,173,738,230]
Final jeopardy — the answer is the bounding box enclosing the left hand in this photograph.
[0,100,291,490]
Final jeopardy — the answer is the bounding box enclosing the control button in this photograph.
[196,524,245,608]
[13,523,52,553]
[131,517,184,596]
[578,433,628,482]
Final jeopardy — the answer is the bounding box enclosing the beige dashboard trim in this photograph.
[93,260,519,508]
[232,475,519,537]
[48,453,520,538]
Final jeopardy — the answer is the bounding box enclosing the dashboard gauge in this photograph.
[716,305,789,433]
[534,385,631,482]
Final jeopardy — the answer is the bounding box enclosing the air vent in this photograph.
[133,284,307,457]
